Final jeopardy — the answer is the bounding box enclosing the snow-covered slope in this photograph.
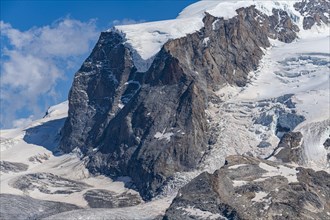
[0,103,135,208]
[178,0,299,19]
[205,34,330,171]
[115,18,203,65]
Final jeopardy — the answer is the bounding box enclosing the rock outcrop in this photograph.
[0,161,28,173]
[83,189,142,208]
[59,1,324,199]
[273,132,304,164]
[10,172,90,194]
[164,155,330,220]
[0,194,80,220]
[294,0,330,29]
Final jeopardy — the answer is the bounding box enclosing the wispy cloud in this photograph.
[12,116,34,129]
[0,18,99,128]
[112,18,146,26]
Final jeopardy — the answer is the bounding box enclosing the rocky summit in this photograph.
[1,0,329,219]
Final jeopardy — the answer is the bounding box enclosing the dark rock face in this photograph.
[324,137,330,149]
[86,76,208,199]
[60,31,136,154]
[0,194,80,220]
[83,189,142,208]
[294,0,330,29]
[60,4,316,199]
[164,155,330,220]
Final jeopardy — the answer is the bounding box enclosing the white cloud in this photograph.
[12,115,34,128]
[112,18,146,26]
[1,19,98,57]
[2,51,60,94]
[0,18,99,128]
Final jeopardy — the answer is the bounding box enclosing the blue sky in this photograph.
[0,0,198,128]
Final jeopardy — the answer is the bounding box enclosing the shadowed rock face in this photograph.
[60,3,319,199]
[164,155,330,220]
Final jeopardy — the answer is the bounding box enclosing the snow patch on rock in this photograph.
[154,129,174,142]
[179,206,225,220]
[258,162,298,183]
[251,191,269,202]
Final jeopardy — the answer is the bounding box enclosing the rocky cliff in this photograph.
[59,0,329,200]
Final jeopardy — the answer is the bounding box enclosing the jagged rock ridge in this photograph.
[164,155,330,220]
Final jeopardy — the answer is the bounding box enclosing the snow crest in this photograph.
[112,0,322,72]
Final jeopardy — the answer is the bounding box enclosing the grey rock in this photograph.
[0,161,28,173]
[28,153,50,164]
[274,132,304,164]
[268,9,300,43]
[0,193,80,220]
[294,0,330,29]
[10,172,90,194]
[164,155,330,220]
[257,141,272,148]
[83,189,142,208]
[164,172,224,220]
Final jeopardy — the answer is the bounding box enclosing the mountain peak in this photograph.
[2,1,329,218]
